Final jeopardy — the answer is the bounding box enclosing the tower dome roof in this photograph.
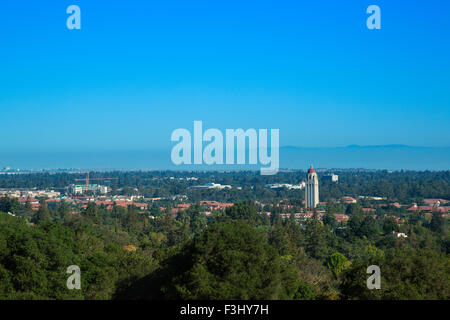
[307,164,316,173]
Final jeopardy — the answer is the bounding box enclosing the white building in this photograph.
[323,173,338,182]
[94,185,109,194]
[68,185,84,195]
[67,184,109,195]
[191,183,231,190]
[265,182,305,190]
[305,164,319,208]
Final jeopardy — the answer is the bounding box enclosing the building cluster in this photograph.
[167,201,234,215]
[0,188,60,199]
[0,188,149,212]
[255,165,449,236]
[407,199,450,214]
[271,212,350,223]
[1,165,448,238]
[74,196,149,211]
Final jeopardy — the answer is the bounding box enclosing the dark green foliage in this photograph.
[225,201,259,222]
[31,199,51,224]
[358,217,382,239]
[340,249,450,300]
[158,221,298,299]
[0,196,20,214]
[0,214,83,299]
[382,217,399,234]
[305,218,328,260]
[0,212,157,300]
[327,252,348,277]
[430,213,447,235]
[322,213,338,229]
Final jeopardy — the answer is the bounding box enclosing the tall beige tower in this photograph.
[305,164,319,208]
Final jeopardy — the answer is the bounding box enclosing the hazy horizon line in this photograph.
[1,144,450,154]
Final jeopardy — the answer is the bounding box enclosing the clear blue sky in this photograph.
[1,0,449,152]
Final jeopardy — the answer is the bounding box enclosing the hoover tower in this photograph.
[305,164,319,208]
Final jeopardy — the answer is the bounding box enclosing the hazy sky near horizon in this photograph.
[1,0,449,152]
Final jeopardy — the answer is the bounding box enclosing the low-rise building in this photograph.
[191,183,232,190]
[341,196,357,204]
[322,174,338,182]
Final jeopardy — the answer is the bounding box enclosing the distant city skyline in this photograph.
[1,1,449,154]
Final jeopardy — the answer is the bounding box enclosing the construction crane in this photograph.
[74,172,119,191]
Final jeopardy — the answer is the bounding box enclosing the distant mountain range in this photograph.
[0,145,449,171]
[279,145,450,170]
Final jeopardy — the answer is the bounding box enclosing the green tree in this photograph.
[124,205,141,234]
[323,213,338,229]
[84,202,100,224]
[359,217,381,239]
[226,201,258,222]
[0,196,20,214]
[161,221,293,299]
[56,201,70,223]
[327,252,348,277]
[31,199,51,224]
[429,212,447,235]
[383,217,399,234]
[305,218,328,261]
[188,206,207,236]
[365,245,385,262]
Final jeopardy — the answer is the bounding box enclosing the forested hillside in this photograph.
[1,195,448,299]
